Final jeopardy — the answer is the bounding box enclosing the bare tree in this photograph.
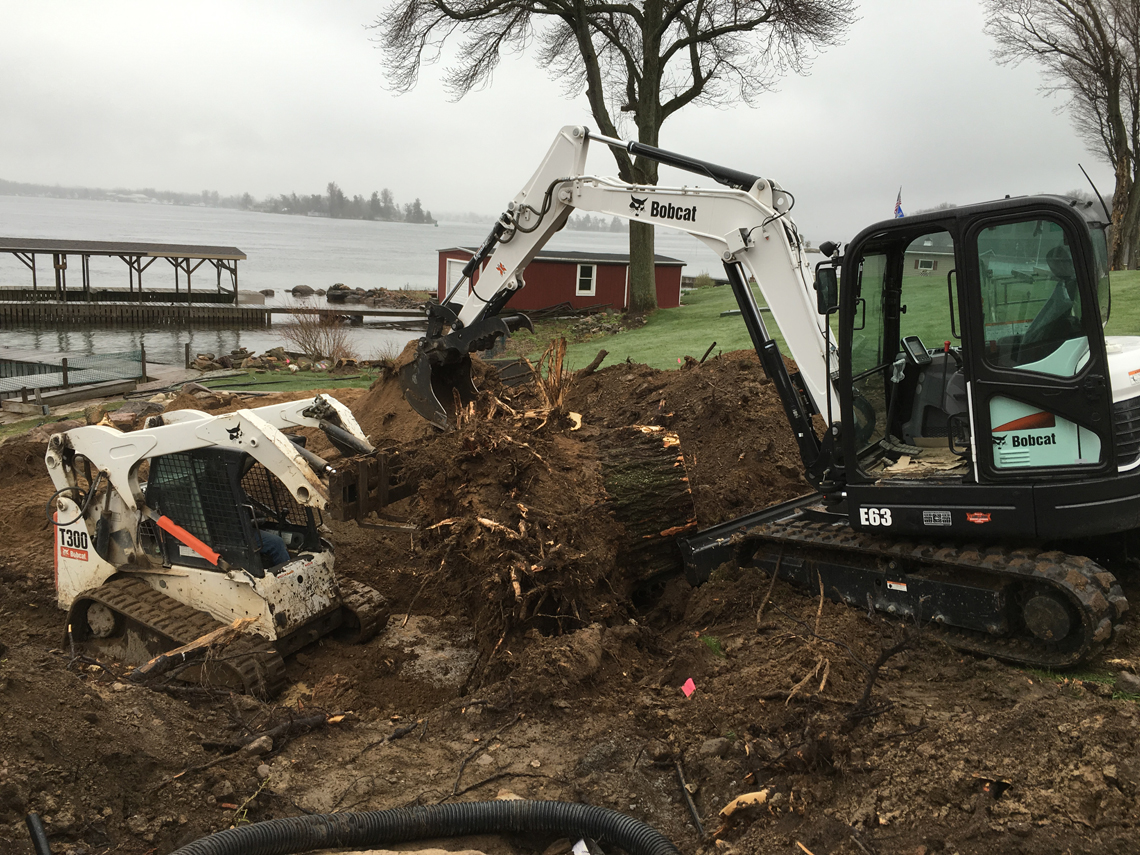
[373,0,854,311]
[985,0,1140,268]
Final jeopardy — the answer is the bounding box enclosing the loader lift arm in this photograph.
[403,125,841,486]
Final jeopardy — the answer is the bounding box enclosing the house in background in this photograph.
[436,247,685,312]
[903,232,955,275]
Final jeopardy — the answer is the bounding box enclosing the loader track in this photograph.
[743,516,1129,668]
[334,578,391,644]
[67,576,287,698]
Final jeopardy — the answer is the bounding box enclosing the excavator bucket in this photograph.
[399,312,533,429]
[399,347,478,430]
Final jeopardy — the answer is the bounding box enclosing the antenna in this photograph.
[1078,163,1113,223]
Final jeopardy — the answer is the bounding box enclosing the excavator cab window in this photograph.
[977,219,1088,375]
[846,227,969,481]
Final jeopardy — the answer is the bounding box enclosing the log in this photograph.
[129,617,256,683]
[598,425,697,590]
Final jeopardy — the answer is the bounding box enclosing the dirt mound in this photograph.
[563,349,810,525]
[3,350,1140,854]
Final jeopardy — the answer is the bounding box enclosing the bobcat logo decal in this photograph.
[991,435,1006,448]
[227,426,243,442]
[629,195,647,214]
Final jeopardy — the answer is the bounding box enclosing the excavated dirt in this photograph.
[2,349,1140,855]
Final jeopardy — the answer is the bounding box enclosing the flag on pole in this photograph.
[894,188,904,218]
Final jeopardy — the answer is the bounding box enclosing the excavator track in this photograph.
[334,578,391,645]
[66,576,287,699]
[736,516,1128,668]
[679,508,1126,670]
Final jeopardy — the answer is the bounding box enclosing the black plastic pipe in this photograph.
[169,799,681,855]
[25,813,53,855]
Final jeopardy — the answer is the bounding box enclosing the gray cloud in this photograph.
[0,0,1111,242]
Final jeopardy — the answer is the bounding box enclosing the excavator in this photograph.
[44,394,410,697]
[401,124,1137,668]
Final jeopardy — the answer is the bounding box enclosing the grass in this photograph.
[0,401,127,442]
[511,267,1140,375]
[1025,666,1140,702]
[197,369,383,393]
[513,285,788,372]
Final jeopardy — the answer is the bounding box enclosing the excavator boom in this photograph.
[402,126,840,471]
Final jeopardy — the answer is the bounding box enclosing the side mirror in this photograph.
[814,264,838,314]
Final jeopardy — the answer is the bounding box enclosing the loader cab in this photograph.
[142,447,323,576]
[836,196,1116,538]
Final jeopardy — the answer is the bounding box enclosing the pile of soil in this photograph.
[1,350,1138,855]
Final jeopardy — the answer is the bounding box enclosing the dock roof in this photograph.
[0,237,246,260]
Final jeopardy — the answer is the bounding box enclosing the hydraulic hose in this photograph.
[169,799,681,855]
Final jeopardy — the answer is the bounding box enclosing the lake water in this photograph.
[0,196,724,365]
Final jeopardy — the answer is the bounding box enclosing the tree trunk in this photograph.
[1119,174,1140,269]
[628,220,658,312]
[598,425,697,591]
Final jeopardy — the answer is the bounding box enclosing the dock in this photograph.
[0,299,426,329]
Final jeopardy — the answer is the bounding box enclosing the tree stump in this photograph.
[598,425,697,591]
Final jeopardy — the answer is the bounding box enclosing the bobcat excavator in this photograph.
[44,394,410,697]
[401,124,1137,668]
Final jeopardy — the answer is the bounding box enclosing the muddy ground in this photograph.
[1,348,1139,855]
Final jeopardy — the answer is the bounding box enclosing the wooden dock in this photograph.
[0,301,272,328]
[0,300,428,330]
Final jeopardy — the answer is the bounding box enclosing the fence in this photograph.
[0,349,146,399]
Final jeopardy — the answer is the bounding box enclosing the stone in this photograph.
[212,780,234,799]
[291,284,315,296]
[118,401,163,416]
[699,738,731,758]
[84,404,107,425]
[259,289,275,297]
[244,736,273,756]
[256,764,272,780]
[1117,671,1140,694]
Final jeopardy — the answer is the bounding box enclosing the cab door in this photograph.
[961,207,1114,487]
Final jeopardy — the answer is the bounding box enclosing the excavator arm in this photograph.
[404,125,840,481]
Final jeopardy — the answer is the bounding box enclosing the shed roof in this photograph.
[440,247,685,266]
[0,238,246,260]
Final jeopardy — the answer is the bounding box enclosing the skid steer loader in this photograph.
[44,394,412,697]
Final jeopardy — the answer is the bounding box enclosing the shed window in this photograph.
[577,264,596,296]
[916,258,935,271]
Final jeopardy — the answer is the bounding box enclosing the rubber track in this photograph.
[71,577,287,698]
[748,517,1129,668]
[335,578,390,644]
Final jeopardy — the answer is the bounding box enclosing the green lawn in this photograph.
[545,268,1140,374]
[1106,269,1140,336]
[197,369,383,393]
[551,285,788,371]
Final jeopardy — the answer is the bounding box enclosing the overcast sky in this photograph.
[0,0,1112,242]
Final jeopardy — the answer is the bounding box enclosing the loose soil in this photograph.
[2,349,1139,855]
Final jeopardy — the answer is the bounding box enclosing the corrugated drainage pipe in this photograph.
[169,800,681,855]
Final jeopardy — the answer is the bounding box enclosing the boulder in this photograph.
[259,289,275,297]
[291,284,315,297]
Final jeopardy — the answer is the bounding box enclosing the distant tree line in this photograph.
[259,182,435,224]
[0,178,436,225]
[565,213,627,232]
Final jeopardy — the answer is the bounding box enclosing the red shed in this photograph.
[436,247,685,311]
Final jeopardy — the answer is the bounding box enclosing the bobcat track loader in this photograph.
[45,394,410,697]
